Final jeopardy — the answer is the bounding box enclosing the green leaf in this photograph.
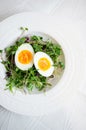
[20,27,24,30]
[58,62,65,69]
[20,27,28,31]
[32,43,43,52]
[31,35,39,41]
[0,50,2,53]
[31,35,43,41]
[5,47,11,52]
[27,83,34,91]
[25,27,28,31]
[18,37,26,44]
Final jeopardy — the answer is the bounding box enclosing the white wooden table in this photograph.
[0,0,86,130]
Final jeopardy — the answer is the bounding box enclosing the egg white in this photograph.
[15,43,34,70]
[34,52,54,77]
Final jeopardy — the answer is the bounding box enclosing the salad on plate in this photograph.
[0,27,65,93]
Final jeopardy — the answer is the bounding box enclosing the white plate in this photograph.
[0,12,86,116]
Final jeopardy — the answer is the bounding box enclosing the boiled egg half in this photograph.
[15,43,34,70]
[34,52,54,77]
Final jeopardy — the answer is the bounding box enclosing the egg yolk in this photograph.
[38,57,51,71]
[18,50,33,64]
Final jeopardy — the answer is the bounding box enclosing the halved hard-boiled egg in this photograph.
[34,52,54,77]
[15,43,34,70]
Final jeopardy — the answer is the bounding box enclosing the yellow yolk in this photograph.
[18,50,32,64]
[38,57,51,71]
